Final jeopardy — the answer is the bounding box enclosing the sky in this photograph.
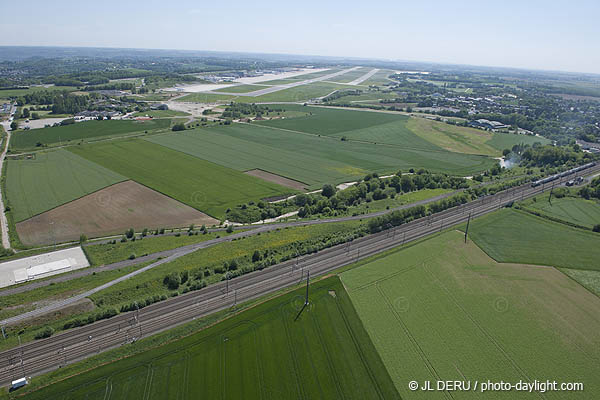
[0,0,598,74]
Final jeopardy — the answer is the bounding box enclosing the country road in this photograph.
[0,165,595,386]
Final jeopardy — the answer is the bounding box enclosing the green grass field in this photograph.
[325,67,371,84]
[485,132,550,150]
[468,208,600,270]
[233,82,359,103]
[21,277,399,400]
[132,110,189,118]
[213,84,271,93]
[341,230,600,399]
[406,117,551,155]
[89,221,362,309]
[5,149,126,222]
[175,92,237,103]
[361,69,394,86]
[521,196,600,229]
[84,230,235,266]
[69,139,293,219]
[10,119,171,150]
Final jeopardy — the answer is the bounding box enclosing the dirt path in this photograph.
[0,106,14,250]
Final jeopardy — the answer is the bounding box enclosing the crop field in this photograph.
[23,277,398,400]
[255,105,404,136]
[5,149,126,222]
[146,129,366,188]
[468,208,600,270]
[10,119,171,150]
[0,86,78,99]
[16,181,218,246]
[147,120,494,188]
[341,231,600,399]
[175,92,237,103]
[522,196,600,228]
[69,139,293,219]
[213,84,271,93]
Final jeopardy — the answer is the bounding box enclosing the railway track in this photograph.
[0,164,597,386]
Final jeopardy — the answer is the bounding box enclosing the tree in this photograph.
[502,149,511,157]
[593,224,600,233]
[22,108,30,118]
[172,123,186,131]
[322,184,336,198]
[226,224,234,233]
[10,121,18,130]
[163,273,181,290]
[252,250,261,263]
[125,228,135,239]
[79,234,88,243]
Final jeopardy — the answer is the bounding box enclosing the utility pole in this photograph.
[304,271,310,306]
[464,212,471,243]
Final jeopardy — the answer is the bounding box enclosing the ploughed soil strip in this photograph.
[16,180,219,246]
[244,169,308,191]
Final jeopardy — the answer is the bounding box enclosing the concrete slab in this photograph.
[0,247,89,288]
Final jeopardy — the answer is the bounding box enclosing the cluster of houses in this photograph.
[74,110,120,119]
[468,119,510,130]
[0,103,12,116]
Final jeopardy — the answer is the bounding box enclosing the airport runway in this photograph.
[0,165,596,386]
[211,67,360,97]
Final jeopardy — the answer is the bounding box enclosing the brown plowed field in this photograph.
[244,169,307,190]
[16,181,219,245]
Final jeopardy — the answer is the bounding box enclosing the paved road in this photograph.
[210,67,360,97]
[0,167,594,386]
[0,106,14,250]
